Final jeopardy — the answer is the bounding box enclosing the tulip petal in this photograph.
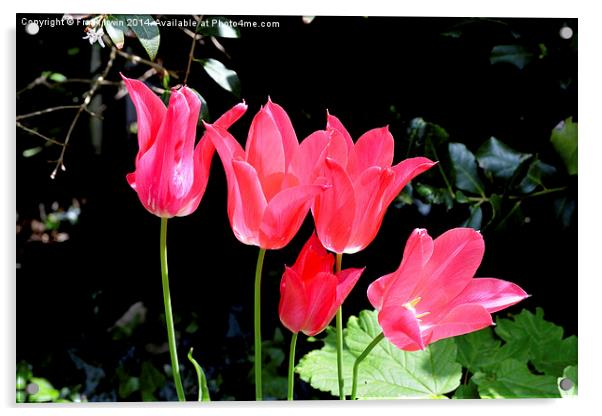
[312,157,356,253]
[265,98,298,167]
[214,102,248,129]
[286,130,330,186]
[444,278,528,314]
[368,228,434,310]
[326,114,358,177]
[302,272,339,336]
[354,126,394,171]
[121,75,167,159]
[424,304,493,345]
[378,305,425,351]
[292,233,334,279]
[231,160,267,246]
[335,267,364,304]
[246,108,286,192]
[385,157,436,203]
[259,184,325,249]
[279,267,308,334]
[346,166,395,253]
[415,228,485,313]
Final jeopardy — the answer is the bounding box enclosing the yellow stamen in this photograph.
[407,296,422,308]
[415,311,431,319]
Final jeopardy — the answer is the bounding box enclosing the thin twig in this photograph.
[16,122,64,146]
[211,36,231,60]
[183,32,197,84]
[115,48,179,79]
[16,106,81,121]
[51,47,117,179]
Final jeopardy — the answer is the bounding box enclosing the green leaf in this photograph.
[22,146,43,158]
[296,310,462,399]
[188,88,210,122]
[197,58,241,97]
[461,205,482,230]
[448,142,485,195]
[455,327,503,373]
[27,377,60,402]
[476,137,532,180]
[452,381,479,399]
[118,376,140,399]
[551,117,578,175]
[104,16,126,49]
[197,16,240,38]
[490,45,534,69]
[472,359,560,398]
[121,15,160,61]
[517,159,557,193]
[495,308,577,376]
[187,348,211,401]
[140,362,166,401]
[558,365,577,397]
[554,196,575,228]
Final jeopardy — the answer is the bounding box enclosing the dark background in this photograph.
[16,15,577,401]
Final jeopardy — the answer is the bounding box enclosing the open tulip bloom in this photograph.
[313,114,436,255]
[123,74,246,401]
[204,99,331,399]
[348,227,528,399]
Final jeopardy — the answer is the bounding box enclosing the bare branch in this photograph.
[114,48,179,79]
[16,106,81,121]
[51,47,117,179]
[16,122,64,146]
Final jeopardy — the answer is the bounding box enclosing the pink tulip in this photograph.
[367,228,528,351]
[123,75,246,217]
[204,99,331,249]
[312,114,436,254]
[279,233,364,336]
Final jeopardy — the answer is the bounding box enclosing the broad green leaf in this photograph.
[558,365,577,397]
[455,327,502,373]
[296,310,462,399]
[415,183,453,209]
[27,377,60,402]
[461,205,482,230]
[495,308,577,376]
[551,117,578,175]
[490,45,534,69]
[448,142,485,195]
[197,16,240,38]
[472,359,559,398]
[517,159,557,193]
[121,15,160,61]
[476,137,532,180]
[452,381,479,399]
[104,16,125,49]
[197,58,241,97]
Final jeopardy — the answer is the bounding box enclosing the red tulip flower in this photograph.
[279,233,364,336]
[367,228,528,351]
[312,114,436,254]
[204,99,331,249]
[123,75,247,217]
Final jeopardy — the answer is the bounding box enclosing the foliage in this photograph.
[297,310,462,399]
[296,308,577,399]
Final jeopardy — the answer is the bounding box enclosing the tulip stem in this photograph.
[254,247,267,400]
[287,332,298,401]
[159,217,186,401]
[351,331,384,400]
[335,253,345,400]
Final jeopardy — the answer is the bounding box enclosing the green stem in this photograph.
[335,253,345,400]
[287,332,299,401]
[254,247,267,400]
[160,217,186,401]
[351,332,384,400]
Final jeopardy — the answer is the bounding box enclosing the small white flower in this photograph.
[83,27,105,48]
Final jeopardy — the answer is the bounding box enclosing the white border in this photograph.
[3,1,600,416]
